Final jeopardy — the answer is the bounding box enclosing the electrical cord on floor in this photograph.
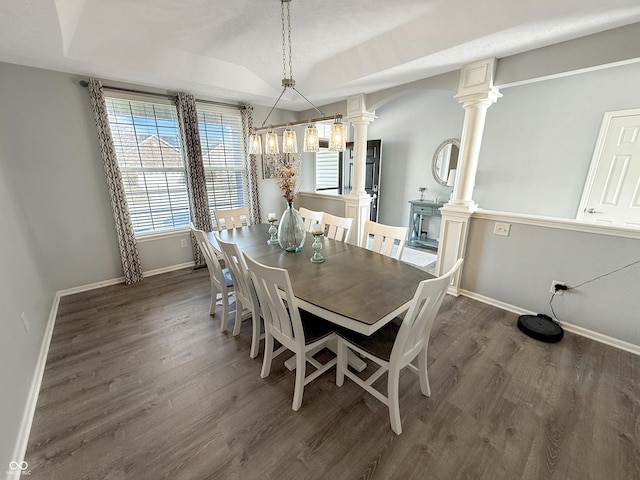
[549,258,640,321]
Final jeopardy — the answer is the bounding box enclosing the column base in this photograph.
[436,202,476,295]
[343,193,372,246]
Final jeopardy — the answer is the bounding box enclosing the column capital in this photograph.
[346,94,377,124]
[455,88,502,108]
[347,111,377,124]
[454,57,502,107]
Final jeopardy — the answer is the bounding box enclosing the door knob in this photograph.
[586,208,602,214]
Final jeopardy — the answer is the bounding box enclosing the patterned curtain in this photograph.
[87,79,144,285]
[242,105,262,224]
[175,93,212,267]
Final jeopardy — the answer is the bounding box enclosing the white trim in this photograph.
[144,261,195,277]
[473,209,640,240]
[459,289,640,356]
[57,261,196,297]
[57,276,125,296]
[10,292,61,479]
[136,228,191,242]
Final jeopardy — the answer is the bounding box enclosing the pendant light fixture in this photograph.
[250,0,346,155]
[329,118,346,152]
[303,124,319,152]
[282,127,298,153]
[265,131,279,154]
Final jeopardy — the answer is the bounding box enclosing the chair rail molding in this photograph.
[438,58,501,294]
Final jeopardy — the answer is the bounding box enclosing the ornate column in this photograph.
[345,94,375,245]
[437,58,502,294]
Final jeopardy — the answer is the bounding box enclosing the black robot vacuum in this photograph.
[517,314,564,343]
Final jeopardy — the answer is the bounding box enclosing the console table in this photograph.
[407,199,445,249]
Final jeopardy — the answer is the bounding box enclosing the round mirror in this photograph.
[432,138,460,185]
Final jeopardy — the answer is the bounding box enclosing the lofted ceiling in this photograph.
[1,0,640,111]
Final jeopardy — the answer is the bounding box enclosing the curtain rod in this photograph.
[78,80,242,110]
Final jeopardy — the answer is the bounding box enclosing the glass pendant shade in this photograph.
[249,133,262,155]
[303,125,319,152]
[265,131,279,154]
[329,121,346,152]
[282,128,298,153]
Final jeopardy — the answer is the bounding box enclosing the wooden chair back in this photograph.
[243,252,304,353]
[214,206,251,230]
[322,213,353,242]
[362,220,408,259]
[299,207,324,233]
[391,259,463,364]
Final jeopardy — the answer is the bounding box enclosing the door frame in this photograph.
[576,107,640,222]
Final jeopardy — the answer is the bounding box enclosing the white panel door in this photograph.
[577,110,640,228]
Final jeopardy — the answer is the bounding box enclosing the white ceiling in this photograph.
[1,0,640,111]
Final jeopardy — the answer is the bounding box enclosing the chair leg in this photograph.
[387,368,402,435]
[232,298,243,336]
[209,285,219,316]
[220,289,230,333]
[418,347,431,397]
[336,339,347,387]
[292,353,306,411]
[261,332,274,378]
[249,313,261,359]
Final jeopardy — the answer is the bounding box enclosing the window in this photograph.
[315,149,341,190]
[315,122,343,192]
[105,96,190,235]
[197,104,249,226]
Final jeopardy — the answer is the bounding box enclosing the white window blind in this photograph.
[105,97,190,235]
[197,105,249,226]
[316,149,340,190]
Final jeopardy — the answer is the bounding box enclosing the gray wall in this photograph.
[0,62,124,290]
[368,88,464,228]
[463,218,640,345]
[478,61,640,218]
[365,60,640,347]
[0,150,56,472]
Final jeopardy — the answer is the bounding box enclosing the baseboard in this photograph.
[8,292,61,479]
[459,289,640,356]
[57,261,196,298]
[144,261,195,278]
[8,260,197,478]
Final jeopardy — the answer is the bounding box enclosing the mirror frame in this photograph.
[432,138,460,186]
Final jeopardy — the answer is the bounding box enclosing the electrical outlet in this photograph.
[493,222,511,236]
[550,280,566,295]
[21,312,30,332]
[180,238,188,248]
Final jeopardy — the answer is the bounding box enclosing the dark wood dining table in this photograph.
[208,224,434,336]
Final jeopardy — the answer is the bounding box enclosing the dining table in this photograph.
[208,224,434,336]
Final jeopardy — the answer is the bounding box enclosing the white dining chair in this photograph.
[215,234,263,359]
[361,220,408,260]
[336,258,463,435]
[214,206,251,230]
[243,252,337,411]
[190,224,235,332]
[322,212,353,242]
[299,207,324,233]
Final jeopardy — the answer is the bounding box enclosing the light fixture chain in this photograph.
[281,0,287,80]
[286,0,293,79]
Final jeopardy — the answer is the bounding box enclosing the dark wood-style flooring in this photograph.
[25,267,640,479]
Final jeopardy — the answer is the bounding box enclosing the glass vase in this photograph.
[278,202,306,252]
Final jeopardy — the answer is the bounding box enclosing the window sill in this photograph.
[136,228,191,243]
